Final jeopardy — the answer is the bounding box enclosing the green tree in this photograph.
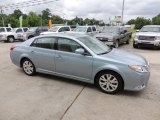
[152,16,160,25]
[127,19,135,25]
[135,17,151,29]
[26,12,41,27]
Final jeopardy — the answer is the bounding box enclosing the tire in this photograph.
[114,40,119,48]
[7,36,14,43]
[95,71,123,94]
[22,59,36,76]
[133,41,138,48]
[126,39,130,44]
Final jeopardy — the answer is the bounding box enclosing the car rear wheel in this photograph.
[96,71,123,94]
[7,37,14,43]
[22,59,36,76]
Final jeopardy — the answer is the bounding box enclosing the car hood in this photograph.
[94,33,115,39]
[100,49,148,66]
[136,32,160,37]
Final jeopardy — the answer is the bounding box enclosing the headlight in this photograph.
[129,65,148,73]
[134,35,139,40]
[155,36,160,40]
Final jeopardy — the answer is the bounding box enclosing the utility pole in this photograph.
[0,7,5,27]
[121,0,125,25]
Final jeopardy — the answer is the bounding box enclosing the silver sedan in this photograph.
[10,33,150,94]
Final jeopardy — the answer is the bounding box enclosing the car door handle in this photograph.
[31,51,35,53]
[55,55,62,59]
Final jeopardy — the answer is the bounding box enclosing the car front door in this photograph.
[55,37,93,81]
[86,27,93,36]
[15,28,23,40]
[30,37,57,72]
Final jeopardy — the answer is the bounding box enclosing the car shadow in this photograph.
[17,69,146,97]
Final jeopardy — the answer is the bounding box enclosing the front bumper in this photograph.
[102,41,114,46]
[134,39,160,47]
[123,67,150,91]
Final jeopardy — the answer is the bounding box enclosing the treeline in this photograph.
[0,9,105,28]
[127,14,160,29]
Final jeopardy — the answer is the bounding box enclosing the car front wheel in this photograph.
[96,71,123,94]
[7,37,14,43]
[22,59,36,76]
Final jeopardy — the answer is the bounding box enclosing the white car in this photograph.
[40,26,71,35]
[0,27,28,42]
[133,25,160,49]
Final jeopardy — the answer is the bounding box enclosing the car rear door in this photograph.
[55,37,93,81]
[29,37,57,72]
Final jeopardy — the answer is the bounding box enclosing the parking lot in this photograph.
[0,42,160,120]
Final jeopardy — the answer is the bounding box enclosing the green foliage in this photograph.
[127,19,135,25]
[0,8,105,27]
[127,17,151,29]
[134,17,151,29]
[152,16,160,25]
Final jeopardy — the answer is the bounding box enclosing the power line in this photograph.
[1,0,59,10]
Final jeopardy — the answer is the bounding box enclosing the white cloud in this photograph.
[1,0,160,23]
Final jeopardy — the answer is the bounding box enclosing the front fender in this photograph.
[92,64,125,83]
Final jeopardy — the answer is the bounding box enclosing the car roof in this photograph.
[38,33,88,39]
[143,25,160,27]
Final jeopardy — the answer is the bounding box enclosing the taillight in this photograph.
[10,45,16,51]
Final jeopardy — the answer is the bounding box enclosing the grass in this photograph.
[128,29,137,42]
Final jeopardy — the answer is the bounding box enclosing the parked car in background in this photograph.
[72,26,98,36]
[40,26,71,35]
[10,33,150,94]
[133,25,160,49]
[95,26,131,48]
[13,27,29,41]
[0,27,28,42]
[23,27,48,40]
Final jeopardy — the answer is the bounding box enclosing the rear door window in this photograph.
[31,37,57,50]
[87,27,92,32]
[16,28,23,33]
[23,28,28,32]
[6,28,12,32]
[92,27,96,31]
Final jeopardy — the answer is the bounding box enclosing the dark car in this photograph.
[23,27,48,40]
[94,26,132,48]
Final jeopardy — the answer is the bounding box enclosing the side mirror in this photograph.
[75,48,85,55]
[136,30,139,32]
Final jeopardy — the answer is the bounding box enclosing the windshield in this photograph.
[77,36,110,55]
[0,28,5,32]
[73,27,87,32]
[102,27,119,34]
[27,27,38,32]
[49,27,59,32]
[140,27,160,32]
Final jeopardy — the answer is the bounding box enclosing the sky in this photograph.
[1,0,160,23]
